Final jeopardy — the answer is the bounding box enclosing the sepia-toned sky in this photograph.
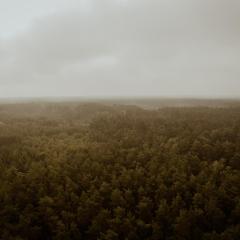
[0,0,239,98]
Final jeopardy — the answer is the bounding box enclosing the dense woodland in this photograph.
[0,101,239,240]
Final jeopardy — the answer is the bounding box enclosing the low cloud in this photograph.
[0,0,239,97]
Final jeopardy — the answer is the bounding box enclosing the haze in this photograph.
[0,0,239,98]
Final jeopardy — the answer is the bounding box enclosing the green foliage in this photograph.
[0,103,239,239]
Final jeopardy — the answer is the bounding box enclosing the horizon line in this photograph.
[0,95,240,103]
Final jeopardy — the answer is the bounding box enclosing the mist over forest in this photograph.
[1,0,240,239]
[0,99,239,239]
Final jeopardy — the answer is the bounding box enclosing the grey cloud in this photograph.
[0,0,240,97]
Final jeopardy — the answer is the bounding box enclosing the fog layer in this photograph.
[0,0,239,98]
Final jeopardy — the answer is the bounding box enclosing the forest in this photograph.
[0,100,239,240]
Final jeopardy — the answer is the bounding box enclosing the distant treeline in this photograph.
[0,103,239,239]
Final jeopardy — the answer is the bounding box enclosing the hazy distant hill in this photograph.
[1,97,239,110]
[0,102,141,121]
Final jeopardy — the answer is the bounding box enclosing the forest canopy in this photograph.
[0,101,239,240]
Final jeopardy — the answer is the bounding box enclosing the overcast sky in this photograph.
[0,0,239,98]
